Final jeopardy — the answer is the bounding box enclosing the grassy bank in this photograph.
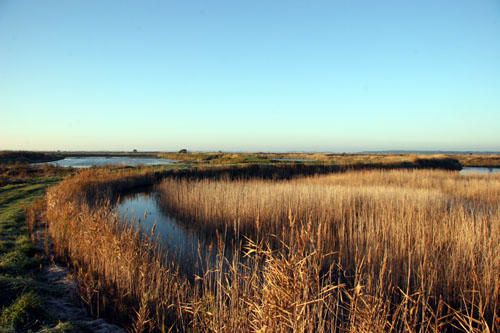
[0,176,66,332]
[43,165,499,331]
[0,164,128,332]
[0,164,70,187]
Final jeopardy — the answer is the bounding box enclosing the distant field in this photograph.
[3,150,500,167]
[159,151,499,167]
[168,150,500,169]
[454,153,500,167]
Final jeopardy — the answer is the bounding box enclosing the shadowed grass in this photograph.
[0,292,45,331]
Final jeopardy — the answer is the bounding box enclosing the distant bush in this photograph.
[0,151,63,164]
[414,157,462,170]
[0,164,70,187]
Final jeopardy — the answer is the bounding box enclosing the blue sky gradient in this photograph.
[1,0,499,151]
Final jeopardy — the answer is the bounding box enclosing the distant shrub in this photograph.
[0,151,62,164]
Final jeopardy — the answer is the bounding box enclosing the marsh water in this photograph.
[460,167,500,175]
[116,190,225,276]
[41,156,176,168]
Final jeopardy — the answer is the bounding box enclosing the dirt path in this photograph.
[40,264,124,333]
[0,179,124,332]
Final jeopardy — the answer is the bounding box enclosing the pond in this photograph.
[115,190,225,276]
[459,167,500,175]
[39,156,177,168]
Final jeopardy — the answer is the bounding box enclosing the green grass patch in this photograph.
[0,291,45,332]
[0,236,38,275]
[0,177,66,332]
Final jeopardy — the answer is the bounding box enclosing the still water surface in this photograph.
[42,156,176,168]
[459,167,500,175]
[116,190,221,275]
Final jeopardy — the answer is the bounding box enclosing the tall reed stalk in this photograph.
[158,170,499,328]
[44,168,498,331]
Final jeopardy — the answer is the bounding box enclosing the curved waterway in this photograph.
[115,189,226,276]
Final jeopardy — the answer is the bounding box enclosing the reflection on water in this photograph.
[40,156,176,168]
[115,191,222,276]
[460,167,500,175]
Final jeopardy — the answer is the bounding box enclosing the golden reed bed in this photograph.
[43,168,499,332]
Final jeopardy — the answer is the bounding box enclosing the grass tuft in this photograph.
[0,291,45,332]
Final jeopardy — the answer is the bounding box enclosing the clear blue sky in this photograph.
[1,0,499,152]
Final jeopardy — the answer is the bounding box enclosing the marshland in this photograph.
[3,154,489,332]
[3,1,500,331]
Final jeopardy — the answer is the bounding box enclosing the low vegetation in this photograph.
[159,151,468,168]
[454,154,500,167]
[42,165,499,332]
[158,150,500,168]
[0,164,70,187]
[0,174,65,332]
[0,151,63,164]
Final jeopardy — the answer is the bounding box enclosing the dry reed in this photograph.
[44,168,499,331]
[158,170,500,329]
